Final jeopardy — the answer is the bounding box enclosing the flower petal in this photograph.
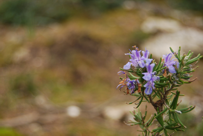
[146,63,155,73]
[131,60,139,67]
[145,86,153,95]
[145,59,153,65]
[123,62,131,70]
[117,71,125,75]
[142,49,149,59]
[135,50,141,59]
[116,84,122,89]
[143,73,152,81]
[168,66,176,73]
[152,75,160,81]
[166,53,172,62]
[138,60,145,68]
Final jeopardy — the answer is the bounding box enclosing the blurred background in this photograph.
[0,0,203,136]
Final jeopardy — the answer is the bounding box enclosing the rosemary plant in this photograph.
[117,46,202,136]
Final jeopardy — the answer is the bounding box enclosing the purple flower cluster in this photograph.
[123,49,152,70]
[118,49,179,95]
[117,71,139,94]
[142,63,159,95]
[163,53,179,73]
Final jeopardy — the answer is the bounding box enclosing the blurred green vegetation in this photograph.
[0,128,22,136]
[0,0,202,26]
[9,73,37,98]
[0,0,125,26]
[129,29,152,47]
[166,0,203,12]
[0,0,71,26]
[78,0,124,13]
[66,118,136,136]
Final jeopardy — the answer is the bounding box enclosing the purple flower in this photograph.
[117,71,139,94]
[144,76,159,95]
[116,71,126,90]
[126,79,139,94]
[123,49,153,70]
[176,61,179,69]
[117,71,126,75]
[142,63,155,81]
[117,78,139,94]
[142,63,160,95]
[163,53,177,73]
[142,49,150,60]
[144,80,154,95]
[123,62,132,70]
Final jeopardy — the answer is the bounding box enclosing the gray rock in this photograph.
[66,106,81,118]
[141,17,182,33]
[142,28,203,58]
[103,105,137,122]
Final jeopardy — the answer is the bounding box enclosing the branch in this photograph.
[166,84,174,92]
[163,84,175,101]
[148,95,157,111]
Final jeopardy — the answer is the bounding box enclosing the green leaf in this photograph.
[128,72,139,80]
[187,50,191,56]
[164,129,168,136]
[119,67,133,72]
[172,113,186,128]
[170,91,180,109]
[136,70,144,77]
[149,54,152,59]
[168,111,173,124]
[181,75,192,80]
[131,93,141,97]
[156,66,167,73]
[167,94,174,100]
[153,89,162,99]
[156,108,168,119]
[170,47,180,61]
[145,114,155,127]
[155,58,162,71]
[128,96,141,104]
[128,52,132,59]
[133,122,141,125]
[175,128,185,131]
[156,108,164,127]
[133,112,142,122]
[179,105,195,113]
[165,123,181,130]
[185,54,202,65]
[136,96,143,108]
[155,81,169,87]
[143,105,147,120]
[178,46,181,59]
[152,127,163,133]
[179,54,186,70]
[160,77,168,81]
[152,92,157,99]
[174,84,181,87]
[155,84,163,88]
[187,52,193,60]
[171,92,184,96]
[143,95,150,103]
[170,47,175,54]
